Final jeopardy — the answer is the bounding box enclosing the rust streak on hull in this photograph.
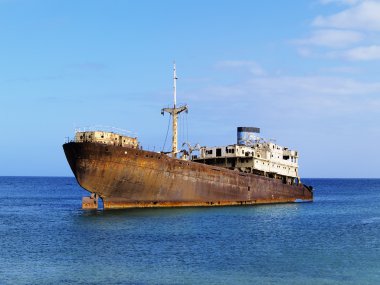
[103,199,312,209]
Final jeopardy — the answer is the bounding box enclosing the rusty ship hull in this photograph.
[63,142,313,209]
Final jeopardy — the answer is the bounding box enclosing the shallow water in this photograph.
[1,177,380,284]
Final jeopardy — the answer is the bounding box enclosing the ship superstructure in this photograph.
[74,130,139,148]
[192,127,300,185]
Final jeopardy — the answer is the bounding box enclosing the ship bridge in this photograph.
[191,127,300,185]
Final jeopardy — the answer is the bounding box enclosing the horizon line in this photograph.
[0,176,379,179]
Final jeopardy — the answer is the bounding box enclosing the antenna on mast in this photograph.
[173,61,177,107]
[161,62,188,158]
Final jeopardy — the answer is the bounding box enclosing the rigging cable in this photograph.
[185,111,189,145]
[181,112,185,145]
[162,115,171,152]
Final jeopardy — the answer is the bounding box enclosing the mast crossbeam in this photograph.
[161,63,188,158]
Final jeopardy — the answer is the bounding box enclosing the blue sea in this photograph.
[1,177,380,285]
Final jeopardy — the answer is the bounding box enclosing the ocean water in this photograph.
[0,177,379,285]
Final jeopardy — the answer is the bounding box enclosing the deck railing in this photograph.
[74,125,137,137]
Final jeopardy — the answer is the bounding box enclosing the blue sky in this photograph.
[0,0,379,177]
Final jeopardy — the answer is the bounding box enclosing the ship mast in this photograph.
[161,63,188,158]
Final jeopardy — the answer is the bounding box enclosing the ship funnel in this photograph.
[237,127,260,145]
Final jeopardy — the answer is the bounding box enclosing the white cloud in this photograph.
[247,75,380,97]
[320,66,360,73]
[216,60,266,76]
[313,0,380,31]
[319,0,363,5]
[189,72,380,117]
[296,47,314,57]
[294,29,363,48]
[292,0,380,61]
[339,45,380,60]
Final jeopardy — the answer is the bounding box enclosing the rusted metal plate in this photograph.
[82,195,98,210]
[63,142,313,210]
[103,198,312,209]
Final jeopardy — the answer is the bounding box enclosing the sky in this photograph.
[0,0,379,178]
